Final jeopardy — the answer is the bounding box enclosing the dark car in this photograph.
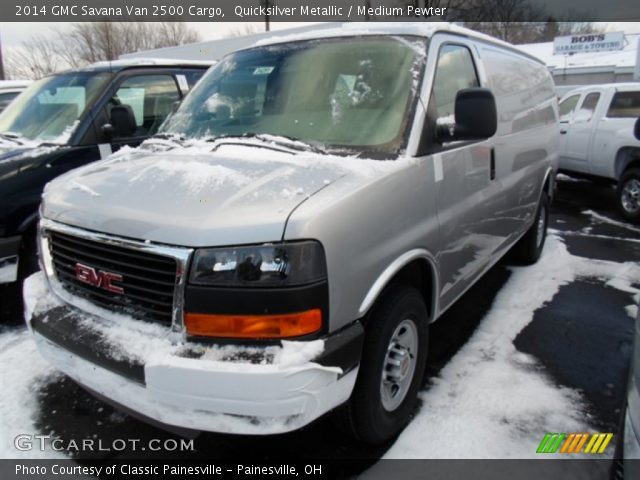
[0,59,212,318]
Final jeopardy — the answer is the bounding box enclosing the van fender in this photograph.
[540,166,555,203]
[357,248,440,322]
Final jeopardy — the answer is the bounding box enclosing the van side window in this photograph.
[576,92,600,121]
[607,91,640,118]
[108,75,181,138]
[558,94,580,122]
[430,44,479,124]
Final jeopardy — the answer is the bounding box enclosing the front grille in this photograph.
[48,231,177,325]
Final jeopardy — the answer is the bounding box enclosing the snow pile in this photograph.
[0,327,66,458]
[275,340,325,367]
[384,235,638,459]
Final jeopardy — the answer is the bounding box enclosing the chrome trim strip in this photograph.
[39,218,193,335]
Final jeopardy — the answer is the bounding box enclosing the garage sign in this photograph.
[553,32,625,55]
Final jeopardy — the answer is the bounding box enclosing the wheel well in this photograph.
[379,259,435,321]
[615,147,640,178]
[543,171,552,197]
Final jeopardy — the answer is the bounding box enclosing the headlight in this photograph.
[189,241,327,286]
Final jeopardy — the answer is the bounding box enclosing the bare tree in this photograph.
[5,22,201,79]
[5,35,62,79]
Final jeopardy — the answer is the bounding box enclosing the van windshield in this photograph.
[162,36,426,155]
[0,71,112,145]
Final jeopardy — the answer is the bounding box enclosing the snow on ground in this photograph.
[583,209,640,235]
[384,235,640,459]
[0,328,66,458]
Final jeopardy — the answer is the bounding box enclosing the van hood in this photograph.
[41,144,362,246]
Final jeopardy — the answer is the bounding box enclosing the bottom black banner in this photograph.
[0,459,638,480]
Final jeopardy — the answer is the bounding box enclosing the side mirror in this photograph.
[104,104,137,138]
[437,88,498,142]
[635,117,640,141]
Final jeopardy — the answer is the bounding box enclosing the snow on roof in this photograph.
[0,80,32,89]
[86,57,216,70]
[518,33,640,73]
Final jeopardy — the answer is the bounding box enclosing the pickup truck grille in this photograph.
[47,231,177,325]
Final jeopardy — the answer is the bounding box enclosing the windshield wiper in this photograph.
[204,133,325,154]
[0,132,24,146]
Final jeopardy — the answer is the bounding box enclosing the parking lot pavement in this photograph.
[0,177,638,466]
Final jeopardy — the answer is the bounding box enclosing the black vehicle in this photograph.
[0,59,212,318]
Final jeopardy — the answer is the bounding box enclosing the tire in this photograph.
[617,168,640,223]
[512,192,549,265]
[8,228,39,323]
[337,285,429,444]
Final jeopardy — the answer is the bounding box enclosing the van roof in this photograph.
[249,22,544,65]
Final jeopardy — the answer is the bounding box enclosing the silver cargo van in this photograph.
[26,23,559,444]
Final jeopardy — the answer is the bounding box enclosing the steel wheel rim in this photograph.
[536,204,547,249]
[381,318,419,412]
[621,179,640,214]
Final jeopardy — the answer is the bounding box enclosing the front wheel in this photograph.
[617,168,640,223]
[338,286,429,444]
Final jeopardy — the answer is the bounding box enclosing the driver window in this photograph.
[430,44,479,124]
[107,75,180,138]
[575,92,600,122]
[558,94,580,122]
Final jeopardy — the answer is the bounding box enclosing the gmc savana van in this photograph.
[26,24,559,443]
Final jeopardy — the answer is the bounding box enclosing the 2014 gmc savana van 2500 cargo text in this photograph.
[26,23,559,444]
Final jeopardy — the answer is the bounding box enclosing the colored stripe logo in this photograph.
[537,433,613,454]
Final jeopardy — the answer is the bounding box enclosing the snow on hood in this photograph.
[42,139,399,246]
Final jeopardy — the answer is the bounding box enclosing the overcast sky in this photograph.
[0,22,317,48]
[1,21,640,50]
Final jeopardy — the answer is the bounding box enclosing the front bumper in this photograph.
[0,235,21,284]
[25,273,363,435]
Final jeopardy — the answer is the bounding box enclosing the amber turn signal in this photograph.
[184,309,323,339]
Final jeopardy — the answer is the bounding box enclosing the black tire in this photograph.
[617,168,640,223]
[6,227,39,323]
[337,285,429,444]
[512,192,549,265]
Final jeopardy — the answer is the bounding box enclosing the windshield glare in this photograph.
[0,72,112,144]
[162,36,426,154]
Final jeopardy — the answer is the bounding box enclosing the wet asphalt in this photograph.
[2,177,639,468]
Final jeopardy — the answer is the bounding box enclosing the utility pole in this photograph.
[0,32,5,80]
[634,35,640,81]
[261,0,271,31]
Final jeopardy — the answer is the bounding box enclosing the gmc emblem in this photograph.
[74,263,124,294]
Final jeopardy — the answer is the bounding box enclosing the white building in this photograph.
[517,33,640,95]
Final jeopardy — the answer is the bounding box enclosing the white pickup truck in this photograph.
[558,83,640,222]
